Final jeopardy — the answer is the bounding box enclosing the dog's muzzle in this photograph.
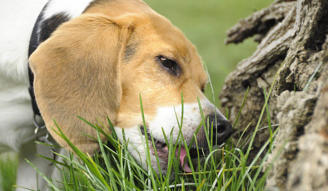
[195,113,233,149]
[207,113,233,145]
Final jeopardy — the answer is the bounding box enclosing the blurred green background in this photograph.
[145,0,272,106]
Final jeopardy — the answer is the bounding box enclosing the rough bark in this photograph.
[220,0,328,190]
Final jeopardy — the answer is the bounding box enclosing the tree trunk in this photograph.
[220,0,328,190]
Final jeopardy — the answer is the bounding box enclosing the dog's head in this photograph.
[29,0,232,172]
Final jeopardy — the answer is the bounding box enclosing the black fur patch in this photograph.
[39,13,70,42]
[28,2,48,57]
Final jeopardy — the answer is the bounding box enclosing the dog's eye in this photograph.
[201,85,206,93]
[156,55,181,76]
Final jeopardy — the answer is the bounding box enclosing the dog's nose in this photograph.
[206,114,233,145]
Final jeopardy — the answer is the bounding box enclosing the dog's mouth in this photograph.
[139,126,194,173]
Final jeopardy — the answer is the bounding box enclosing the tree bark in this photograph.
[220,0,328,190]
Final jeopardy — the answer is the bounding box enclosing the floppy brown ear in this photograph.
[29,13,133,153]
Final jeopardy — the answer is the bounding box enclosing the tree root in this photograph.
[220,0,328,190]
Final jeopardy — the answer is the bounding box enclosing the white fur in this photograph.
[0,0,47,152]
[43,0,94,20]
[148,99,224,144]
[0,0,93,190]
[0,0,47,82]
[114,99,225,172]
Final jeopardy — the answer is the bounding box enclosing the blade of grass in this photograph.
[25,159,61,191]
[139,94,158,190]
[96,131,118,191]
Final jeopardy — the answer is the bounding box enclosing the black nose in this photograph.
[206,114,233,145]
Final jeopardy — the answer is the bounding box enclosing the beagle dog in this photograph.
[0,0,233,190]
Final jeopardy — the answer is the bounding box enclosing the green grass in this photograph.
[0,153,17,191]
[31,86,280,191]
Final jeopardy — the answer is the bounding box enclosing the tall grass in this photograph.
[0,154,17,191]
[28,89,280,191]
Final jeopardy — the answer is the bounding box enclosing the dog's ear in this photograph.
[29,13,134,153]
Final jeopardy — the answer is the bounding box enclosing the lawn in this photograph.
[0,0,273,190]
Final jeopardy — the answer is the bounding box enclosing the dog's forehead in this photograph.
[132,13,208,84]
[86,0,208,84]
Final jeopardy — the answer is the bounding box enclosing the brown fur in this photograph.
[29,0,208,153]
